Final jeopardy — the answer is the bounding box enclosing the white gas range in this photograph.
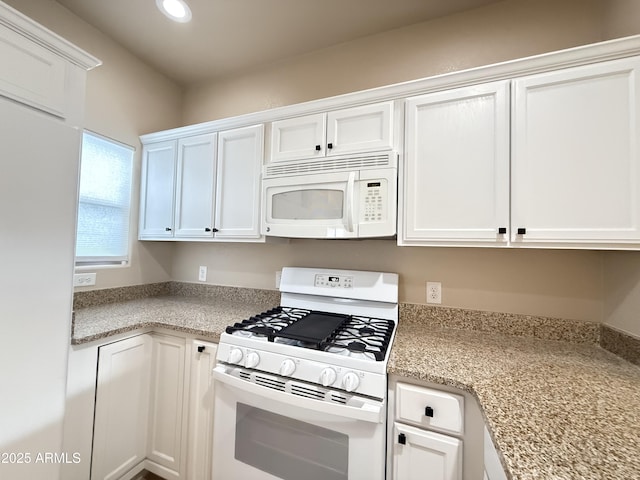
[212,267,399,480]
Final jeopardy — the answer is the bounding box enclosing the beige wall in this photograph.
[174,0,632,324]
[183,0,604,124]
[603,253,640,336]
[10,0,640,330]
[5,0,182,291]
[601,0,640,337]
[172,241,603,322]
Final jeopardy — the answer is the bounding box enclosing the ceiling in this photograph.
[54,0,502,86]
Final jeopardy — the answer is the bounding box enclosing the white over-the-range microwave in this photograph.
[261,151,397,239]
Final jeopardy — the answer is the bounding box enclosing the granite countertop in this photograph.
[72,287,640,479]
[389,319,640,480]
[72,294,275,344]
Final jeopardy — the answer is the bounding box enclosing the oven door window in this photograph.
[271,189,344,220]
[235,402,348,480]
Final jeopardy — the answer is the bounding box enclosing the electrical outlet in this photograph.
[73,273,96,287]
[275,270,282,288]
[426,281,442,304]
[198,266,207,282]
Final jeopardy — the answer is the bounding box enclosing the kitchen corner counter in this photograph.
[389,316,640,480]
[71,286,279,344]
[72,285,640,479]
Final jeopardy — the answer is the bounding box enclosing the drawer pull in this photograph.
[398,433,406,445]
[425,406,434,417]
[197,345,205,353]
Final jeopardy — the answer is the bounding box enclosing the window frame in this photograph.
[75,130,135,268]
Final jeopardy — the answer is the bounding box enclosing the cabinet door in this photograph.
[186,341,217,480]
[512,56,640,245]
[147,334,188,478]
[402,81,510,245]
[215,124,264,239]
[139,141,177,239]
[0,21,67,117]
[174,133,217,238]
[270,113,326,162]
[393,423,462,480]
[92,335,152,480]
[326,101,394,156]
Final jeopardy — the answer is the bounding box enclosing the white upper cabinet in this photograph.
[139,134,217,240]
[270,101,394,162]
[326,102,394,156]
[402,81,510,246]
[0,2,99,121]
[139,141,177,239]
[215,124,264,239]
[174,133,217,238]
[401,55,640,249]
[139,126,264,242]
[270,113,326,162]
[511,56,640,246]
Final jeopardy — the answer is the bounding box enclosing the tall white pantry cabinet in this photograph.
[0,2,100,480]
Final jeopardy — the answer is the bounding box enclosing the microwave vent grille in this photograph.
[265,152,393,177]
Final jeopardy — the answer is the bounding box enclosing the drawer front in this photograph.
[396,383,464,435]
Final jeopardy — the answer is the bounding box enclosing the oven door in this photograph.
[211,365,386,480]
[262,171,360,238]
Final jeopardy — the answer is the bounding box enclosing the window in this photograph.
[75,131,134,266]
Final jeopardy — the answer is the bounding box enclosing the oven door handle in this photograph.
[345,171,356,233]
[213,366,384,424]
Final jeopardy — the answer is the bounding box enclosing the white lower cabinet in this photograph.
[393,422,462,480]
[483,427,507,480]
[389,378,488,480]
[90,333,216,480]
[391,382,464,480]
[91,334,153,480]
[146,335,189,479]
[186,341,218,480]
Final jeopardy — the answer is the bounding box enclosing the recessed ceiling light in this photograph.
[156,0,192,23]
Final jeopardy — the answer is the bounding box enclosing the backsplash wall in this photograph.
[171,240,603,322]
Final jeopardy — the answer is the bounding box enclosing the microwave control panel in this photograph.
[360,179,387,223]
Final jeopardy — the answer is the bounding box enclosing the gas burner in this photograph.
[225,307,311,339]
[225,306,394,362]
[322,316,394,361]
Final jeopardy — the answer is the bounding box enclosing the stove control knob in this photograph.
[228,348,243,364]
[279,359,296,377]
[245,351,260,369]
[320,367,337,387]
[342,372,360,392]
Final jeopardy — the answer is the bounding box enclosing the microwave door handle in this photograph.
[346,172,356,233]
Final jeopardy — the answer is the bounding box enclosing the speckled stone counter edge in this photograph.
[73,282,171,309]
[73,281,280,310]
[400,303,601,344]
[73,284,640,366]
[601,324,640,365]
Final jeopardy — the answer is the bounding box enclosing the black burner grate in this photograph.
[321,316,394,361]
[226,306,394,361]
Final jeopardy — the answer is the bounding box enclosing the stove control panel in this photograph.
[217,342,386,398]
[245,351,261,369]
[314,274,353,289]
